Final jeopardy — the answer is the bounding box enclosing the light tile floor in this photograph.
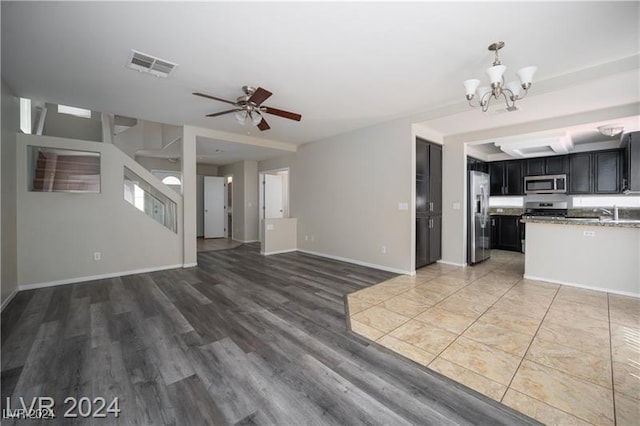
[346,250,640,426]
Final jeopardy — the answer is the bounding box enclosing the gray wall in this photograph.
[1,79,19,307]
[16,134,184,287]
[219,160,259,242]
[43,102,102,142]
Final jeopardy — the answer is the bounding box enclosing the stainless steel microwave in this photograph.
[524,174,567,194]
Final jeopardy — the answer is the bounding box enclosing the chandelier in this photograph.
[234,108,263,126]
[463,41,537,112]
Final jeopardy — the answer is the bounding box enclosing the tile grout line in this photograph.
[607,293,617,426]
[501,283,561,402]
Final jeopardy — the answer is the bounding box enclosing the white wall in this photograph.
[43,102,102,142]
[1,79,19,307]
[218,160,259,242]
[291,120,413,274]
[16,134,184,287]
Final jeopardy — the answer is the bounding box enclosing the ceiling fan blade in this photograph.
[206,109,240,117]
[248,87,272,106]
[257,118,271,131]
[263,106,302,121]
[193,92,237,105]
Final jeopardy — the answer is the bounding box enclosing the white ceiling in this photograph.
[2,1,639,163]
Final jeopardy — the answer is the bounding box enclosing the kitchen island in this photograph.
[521,217,640,296]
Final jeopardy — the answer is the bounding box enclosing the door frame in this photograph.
[203,176,227,238]
[258,167,290,243]
[225,174,233,240]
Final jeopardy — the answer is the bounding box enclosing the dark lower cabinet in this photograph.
[416,216,441,268]
[490,215,522,252]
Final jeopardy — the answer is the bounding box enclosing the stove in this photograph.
[523,195,569,218]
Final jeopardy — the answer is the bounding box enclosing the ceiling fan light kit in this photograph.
[464,41,537,112]
[193,85,301,131]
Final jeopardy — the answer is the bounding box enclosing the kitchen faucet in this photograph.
[595,206,619,221]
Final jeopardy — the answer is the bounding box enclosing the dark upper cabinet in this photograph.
[525,156,568,176]
[525,158,545,176]
[594,150,621,193]
[569,153,593,194]
[568,150,621,194]
[429,144,443,214]
[467,157,489,173]
[489,162,505,196]
[622,131,640,192]
[545,156,569,174]
[505,161,524,195]
[489,160,524,196]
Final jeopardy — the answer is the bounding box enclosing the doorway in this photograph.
[259,168,290,243]
[204,176,227,238]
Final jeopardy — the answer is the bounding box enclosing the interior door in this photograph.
[264,174,284,219]
[204,176,226,238]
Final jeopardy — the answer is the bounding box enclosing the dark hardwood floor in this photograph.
[1,244,540,425]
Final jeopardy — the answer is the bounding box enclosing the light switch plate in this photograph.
[583,230,595,237]
[266,224,274,231]
[398,202,409,211]
[453,202,461,210]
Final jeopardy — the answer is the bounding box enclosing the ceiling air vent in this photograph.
[126,49,177,78]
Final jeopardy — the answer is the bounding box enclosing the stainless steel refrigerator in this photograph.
[469,171,491,264]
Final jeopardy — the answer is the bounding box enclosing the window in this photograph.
[20,98,31,134]
[28,146,100,193]
[57,104,92,118]
[162,176,181,185]
[124,167,177,233]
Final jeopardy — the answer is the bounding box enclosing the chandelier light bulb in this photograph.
[235,110,248,124]
[464,41,535,112]
[517,66,537,89]
[486,64,506,86]
[251,112,262,126]
[463,79,480,99]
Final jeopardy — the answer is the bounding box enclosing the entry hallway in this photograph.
[1,245,538,425]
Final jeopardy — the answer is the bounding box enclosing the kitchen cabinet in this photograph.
[526,156,568,176]
[490,160,524,196]
[416,138,442,268]
[568,150,621,194]
[568,153,593,194]
[467,156,488,173]
[594,150,621,193]
[622,131,640,192]
[490,215,522,252]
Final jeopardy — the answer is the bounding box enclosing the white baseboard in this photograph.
[437,259,466,267]
[297,249,412,275]
[261,248,297,256]
[18,263,184,291]
[183,262,198,268]
[232,239,260,244]
[1,288,18,312]
[523,274,640,298]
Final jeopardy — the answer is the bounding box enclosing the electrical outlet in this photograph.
[583,230,596,237]
[381,245,387,254]
[94,252,101,261]
[305,235,308,241]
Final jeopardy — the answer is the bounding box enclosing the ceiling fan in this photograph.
[193,86,302,131]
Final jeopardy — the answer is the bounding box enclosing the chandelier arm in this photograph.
[501,91,516,109]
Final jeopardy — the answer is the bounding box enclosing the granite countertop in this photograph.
[521,216,640,228]
[489,208,524,216]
